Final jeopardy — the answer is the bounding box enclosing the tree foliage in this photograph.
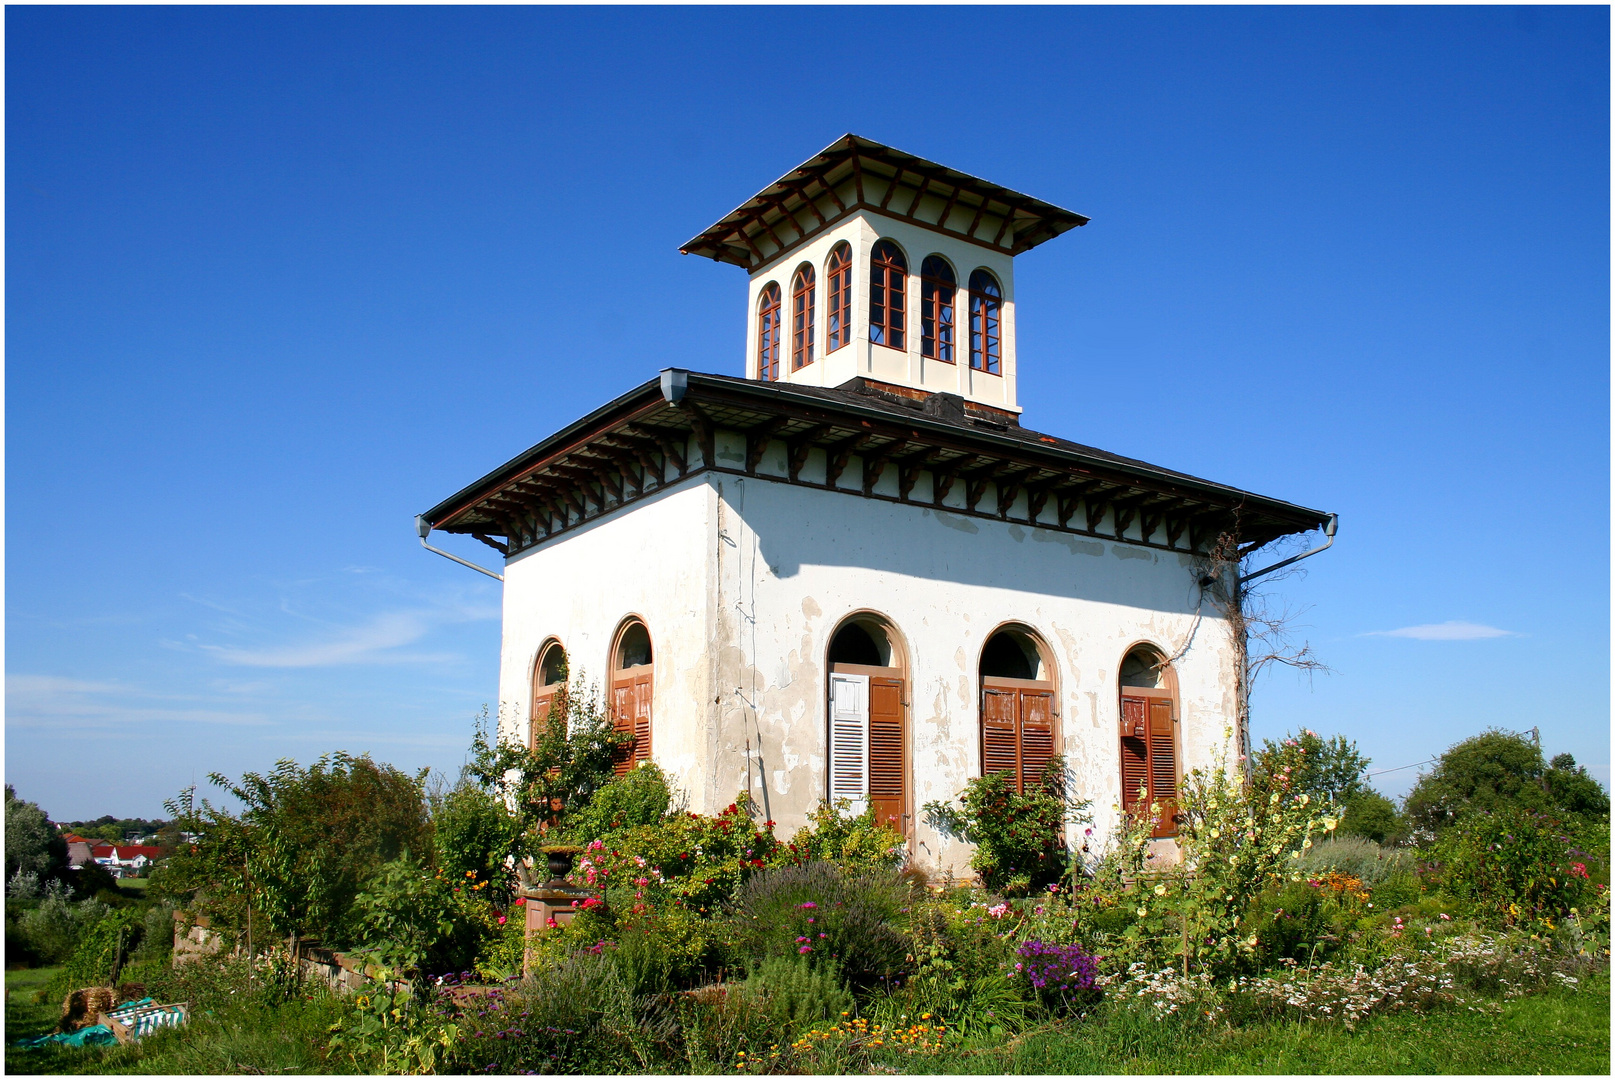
[6,785,68,881]
[1404,729,1609,835]
[153,753,431,950]
[1253,729,1371,805]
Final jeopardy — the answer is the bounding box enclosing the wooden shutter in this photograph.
[1019,689,1055,792]
[531,690,556,752]
[868,677,905,833]
[611,678,637,776]
[1119,695,1149,816]
[828,673,869,812]
[1148,698,1177,838]
[632,671,653,766]
[982,686,1020,785]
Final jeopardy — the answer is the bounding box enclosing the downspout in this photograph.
[415,515,504,581]
[1239,514,1338,587]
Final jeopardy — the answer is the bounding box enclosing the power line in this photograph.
[1363,758,1440,774]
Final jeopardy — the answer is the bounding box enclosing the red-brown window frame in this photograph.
[869,240,907,351]
[530,639,567,751]
[1118,650,1179,840]
[757,282,783,381]
[968,269,1002,375]
[825,242,852,353]
[791,263,815,371]
[610,619,654,776]
[920,255,956,364]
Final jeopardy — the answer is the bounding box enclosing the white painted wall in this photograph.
[744,210,1018,413]
[497,461,1240,879]
[709,474,1237,877]
[498,479,721,806]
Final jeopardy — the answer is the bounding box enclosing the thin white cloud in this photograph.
[198,611,446,668]
[6,674,269,729]
[1364,620,1519,641]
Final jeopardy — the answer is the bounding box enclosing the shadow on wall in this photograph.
[736,479,1210,615]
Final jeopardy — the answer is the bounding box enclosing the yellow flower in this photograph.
[1137,906,1148,917]
[1323,818,1338,831]
[1210,828,1221,839]
[1302,839,1313,849]
[1154,884,1167,896]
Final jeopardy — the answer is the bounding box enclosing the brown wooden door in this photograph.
[868,676,905,834]
[611,670,652,775]
[1119,693,1177,837]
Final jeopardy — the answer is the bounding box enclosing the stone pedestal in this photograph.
[519,884,595,975]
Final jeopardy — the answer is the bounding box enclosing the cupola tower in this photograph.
[682,135,1088,419]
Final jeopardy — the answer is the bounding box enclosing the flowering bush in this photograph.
[1012,939,1099,1014]
[1423,806,1603,929]
[777,799,906,871]
[1081,733,1342,976]
[726,861,909,988]
[567,795,779,914]
[923,756,1091,894]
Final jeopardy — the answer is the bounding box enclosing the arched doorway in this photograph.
[1119,644,1178,838]
[530,639,567,750]
[826,614,909,838]
[979,626,1058,792]
[610,619,654,775]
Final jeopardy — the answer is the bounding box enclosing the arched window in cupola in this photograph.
[869,241,907,350]
[968,269,1002,375]
[825,242,853,353]
[791,264,816,370]
[756,282,783,381]
[921,256,956,364]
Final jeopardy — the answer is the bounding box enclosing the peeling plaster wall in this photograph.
[711,475,1239,878]
[497,479,721,808]
[495,458,1241,879]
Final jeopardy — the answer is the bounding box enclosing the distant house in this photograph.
[64,839,95,869]
[90,844,164,879]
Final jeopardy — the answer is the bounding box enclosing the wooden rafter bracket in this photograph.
[744,416,790,475]
[471,532,509,556]
[682,404,718,470]
[824,434,871,489]
[786,424,832,481]
[965,474,992,513]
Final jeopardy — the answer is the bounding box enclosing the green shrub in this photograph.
[727,861,909,988]
[778,800,906,871]
[1296,835,1411,885]
[608,907,723,994]
[18,881,111,965]
[1240,879,1354,971]
[739,954,854,1029]
[567,762,675,842]
[896,898,1029,1033]
[1424,806,1601,928]
[923,757,1089,894]
[349,855,497,980]
[572,797,779,915]
[453,952,675,1074]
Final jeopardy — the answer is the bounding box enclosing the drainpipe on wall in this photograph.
[415,515,504,582]
[1239,514,1338,587]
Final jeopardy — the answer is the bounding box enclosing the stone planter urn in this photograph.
[539,845,585,886]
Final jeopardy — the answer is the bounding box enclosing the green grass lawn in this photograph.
[925,972,1610,1075]
[8,964,1608,1074]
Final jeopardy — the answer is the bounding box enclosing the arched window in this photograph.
[869,241,907,350]
[825,242,852,353]
[610,620,654,775]
[530,640,567,750]
[980,627,1057,794]
[826,614,908,837]
[791,264,816,371]
[1119,645,1178,838]
[968,270,1002,374]
[920,257,956,364]
[756,282,782,381]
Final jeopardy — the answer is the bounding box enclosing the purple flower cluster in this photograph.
[1013,939,1099,994]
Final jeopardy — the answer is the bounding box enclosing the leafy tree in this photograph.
[1253,729,1371,805]
[1338,790,1402,845]
[1404,729,1609,835]
[924,757,1090,894]
[429,770,520,887]
[5,785,67,880]
[154,753,432,951]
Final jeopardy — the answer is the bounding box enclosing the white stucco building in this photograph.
[420,136,1332,875]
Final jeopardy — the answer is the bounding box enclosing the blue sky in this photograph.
[6,6,1608,819]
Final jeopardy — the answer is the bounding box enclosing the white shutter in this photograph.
[828,672,869,812]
